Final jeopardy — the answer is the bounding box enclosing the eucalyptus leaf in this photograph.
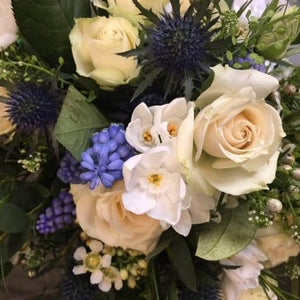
[196,201,256,261]
[54,86,109,160]
[12,0,91,71]
[0,203,29,233]
[167,234,196,291]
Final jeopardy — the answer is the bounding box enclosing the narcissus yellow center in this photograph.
[143,130,153,143]
[148,174,163,186]
[168,123,179,137]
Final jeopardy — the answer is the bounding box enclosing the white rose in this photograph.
[0,0,18,50]
[92,0,169,28]
[71,181,163,255]
[194,65,285,195]
[69,16,140,90]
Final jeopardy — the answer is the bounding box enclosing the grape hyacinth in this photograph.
[80,124,135,190]
[232,54,266,73]
[57,152,85,184]
[179,283,222,300]
[36,190,76,235]
[6,83,61,131]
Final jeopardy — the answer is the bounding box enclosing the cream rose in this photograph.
[256,222,300,268]
[0,87,15,141]
[71,181,163,255]
[69,16,140,90]
[194,65,285,195]
[0,0,18,50]
[92,0,169,28]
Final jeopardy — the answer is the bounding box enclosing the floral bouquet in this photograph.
[1,0,300,299]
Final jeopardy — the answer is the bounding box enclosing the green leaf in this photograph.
[0,229,30,263]
[167,234,196,291]
[54,86,109,160]
[0,203,29,233]
[132,0,160,25]
[196,201,256,261]
[12,0,91,71]
[146,229,173,259]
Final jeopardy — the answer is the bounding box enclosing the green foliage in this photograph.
[196,201,256,261]
[167,234,197,291]
[0,203,29,233]
[54,86,109,160]
[12,0,91,71]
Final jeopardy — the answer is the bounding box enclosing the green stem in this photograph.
[0,60,71,85]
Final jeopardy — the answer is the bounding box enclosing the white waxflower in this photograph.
[72,240,112,285]
[98,266,123,292]
[220,243,267,300]
[125,98,193,153]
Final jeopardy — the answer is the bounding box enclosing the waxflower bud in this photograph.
[267,198,283,213]
[257,6,300,60]
[284,84,297,96]
[292,169,300,181]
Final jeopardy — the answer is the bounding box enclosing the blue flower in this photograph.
[80,124,135,190]
[6,83,61,131]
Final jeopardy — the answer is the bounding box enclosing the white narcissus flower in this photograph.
[122,143,189,229]
[194,65,285,196]
[69,16,140,90]
[126,98,194,153]
[0,0,18,50]
[221,243,267,300]
[72,240,112,285]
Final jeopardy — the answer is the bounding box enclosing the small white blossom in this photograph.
[72,240,112,285]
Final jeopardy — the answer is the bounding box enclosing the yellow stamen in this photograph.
[143,130,153,143]
[85,253,100,271]
[168,123,179,137]
[148,174,163,186]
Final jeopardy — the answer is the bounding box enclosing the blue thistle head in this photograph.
[6,83,61,131]
[149,15,211,74]
[80,124,135,190]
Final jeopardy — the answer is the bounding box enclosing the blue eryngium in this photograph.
[80,124,135,190]
[6,83,61,131]
[149,15,211,73]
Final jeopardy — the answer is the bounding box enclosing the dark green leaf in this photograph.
[54,86,109,160]
[146,229,173,259]
[132,0,160,25]
[223,0,234,9]
[0,203,29,233]
[12,0,91,71]
[170,0,180,17]
[0,229,30,263]
[167,234,196,291]
[0,261,13,280]
[196,201,256,261]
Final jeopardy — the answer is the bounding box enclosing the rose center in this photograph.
[85,253,101,271]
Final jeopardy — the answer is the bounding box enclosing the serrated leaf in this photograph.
[0,203,29,233]
[12,0,91,71]
[132,0,160,25]
[167,234,196,291]
[196,201,256,261]
[54,86,109,160]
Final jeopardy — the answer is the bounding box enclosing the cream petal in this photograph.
[122,187,157,215]
[90,270,104,284]
[199,152,279,196]
[195,65,279,108]
[172,209,192,236]
[99,278,112,292]
[72,265,87,275]
[73,247,87,261]
[101,254,112,268]
[88,240,103,253]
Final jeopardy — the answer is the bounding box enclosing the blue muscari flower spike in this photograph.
[6,83,61,131]
[149,15,212,73]
[80,124,135,190]
[57,152,87,184]
[36,190,76,235]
